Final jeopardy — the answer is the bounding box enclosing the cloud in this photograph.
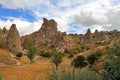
[0,18,42,36]
[72,0,120,31]
[0,0,120,35]
[73,11,108,26]
[0,0,45,9]
[103,5,120,31]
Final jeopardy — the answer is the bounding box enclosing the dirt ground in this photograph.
[0,57,72,80]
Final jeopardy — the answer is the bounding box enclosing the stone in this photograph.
[94,29,100,42]
[19,56,30,64]
[6,24,22,53]
[84,29,94,43]
[0,27,8,48]
[29,18,64,51]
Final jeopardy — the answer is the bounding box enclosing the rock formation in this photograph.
[94,29,100,42]
[0,18,117,54]
[83,29,94,44]
[6,24,22,53]
[29,18,65,51]
[93,30,109,42]
[0,27,8,48]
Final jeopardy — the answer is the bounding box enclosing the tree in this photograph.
[16,52,23,58]
[102,44,120,80]
[27,45,36,63]
[26,38,36,63]
[51,52,62,70]
[72,55,87,68]
[87,52,102,65]
[39,51,52,58]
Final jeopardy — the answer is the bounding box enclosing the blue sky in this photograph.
[0,0,120,35]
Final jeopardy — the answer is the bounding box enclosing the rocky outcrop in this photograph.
[0,27,8,48]
[29,18,65,51]
[93,30,109,42]
[6,24,22,53]
[81,29,94,44]
[94,29,100,42]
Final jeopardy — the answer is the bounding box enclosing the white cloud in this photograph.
[0,0,46,9]
[0,0,120,35]
[72,0,120,31]
[0,18,42,36]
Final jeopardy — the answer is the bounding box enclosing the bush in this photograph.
[81,46,90,51]
[27,45,36,63]
[64,49,69,53]
[68,54,74,58]
[51,52,62,70]
[95,41,110,46]
[72,55,87,68]
[39,52,52,58]
[0,73,2,80]
[102,44,120,80]
[87,51,102,65]
[16,52,23,57]
[47,67,102,80]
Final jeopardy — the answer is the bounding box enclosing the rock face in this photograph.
[0,27,8,48]
[6,24,22,53]
[94,29,100,41]
[82,29,94,44]
[38,18,60,46]
[93,30,109,42]
[29,18,65,51]
[0,18,119,54]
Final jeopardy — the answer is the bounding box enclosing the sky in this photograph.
[0,0,120,36]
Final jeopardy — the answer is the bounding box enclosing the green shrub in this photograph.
[39,52,52,58]
[68,54,74,58]
[64,49,69,53]
[72,55,87,68]
[47,67,102,80]
[0,73,2,80]
[27,45,36,63]
[51,52,62,70]
[102,44,120,80]
[16,52,23,57]
[95,41,110,46]
[81,46,90,51]
[87,51,102,65]
[87,53,96,64]
[78,69,102,80]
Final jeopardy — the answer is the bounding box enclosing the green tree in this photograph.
[27,45,36,63]
[51,52,62,70]
[26,38,36,63]
[39,51,52,58]
[102,44,120,80]
[22,36,33,50]
[87,52,102,65]
[16,52,23,58]
[72,55,87,68]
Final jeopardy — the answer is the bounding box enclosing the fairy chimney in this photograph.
[6,24,22,53]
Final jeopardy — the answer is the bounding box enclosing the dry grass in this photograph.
[0,54,72,80]
[0,47,107,80]
[0,49,17,65]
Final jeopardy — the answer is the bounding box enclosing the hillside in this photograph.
[0,18,120,80]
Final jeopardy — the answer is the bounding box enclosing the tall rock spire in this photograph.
[84,28,93,43]
[6,24,22,53]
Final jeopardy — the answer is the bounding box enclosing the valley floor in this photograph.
[0,57,71,80]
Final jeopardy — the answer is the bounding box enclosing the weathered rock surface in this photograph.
[84,29,94,44]
[26,18,65,51]
[0,27,8,48]
[0,18,119,54]
[6,24,22,53]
